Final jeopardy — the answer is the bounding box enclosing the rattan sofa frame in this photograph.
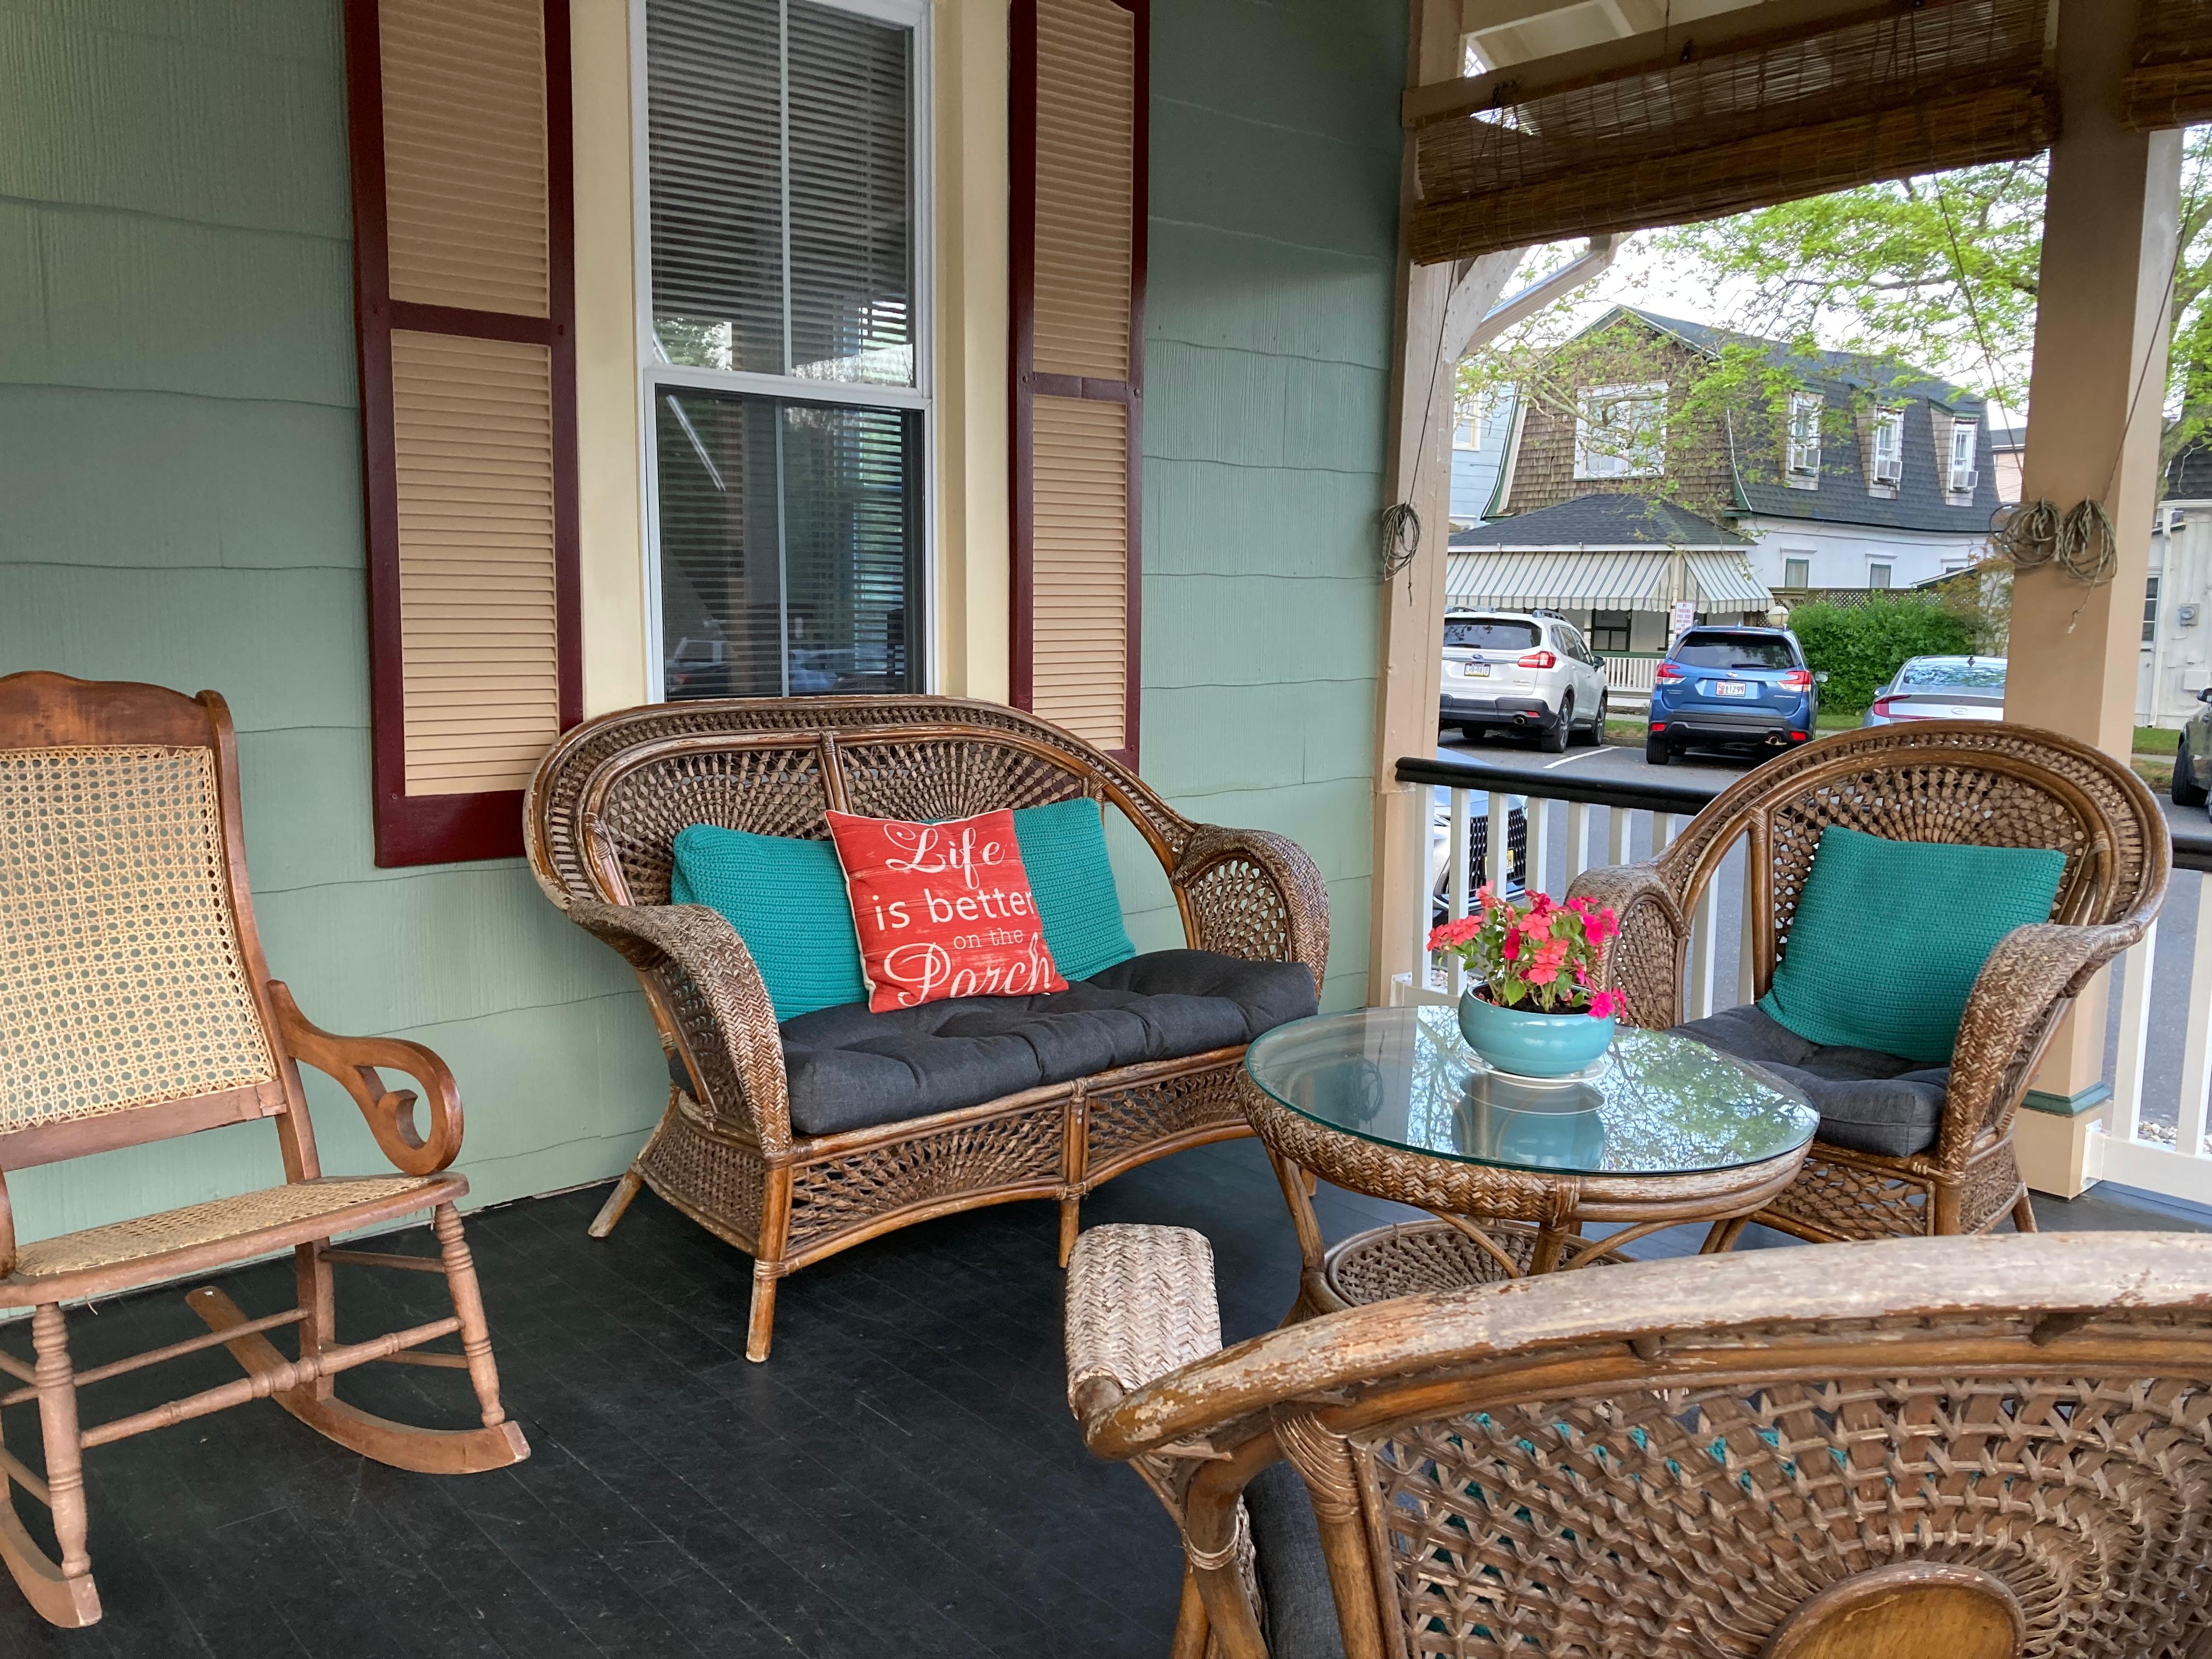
[1565,721,2168,1244]
[524,696,1329,1361]
[0,672,528,1629]
[1066,1222,2212,1658]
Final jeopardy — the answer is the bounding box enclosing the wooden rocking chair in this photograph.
[0,672,528,1628]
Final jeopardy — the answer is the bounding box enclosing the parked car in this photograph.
[2175,686,2212,810]
[1863,655,2007,725]
[1430,786,1527,928]
[1646,626,1819,766]
[1438,610,1609,755]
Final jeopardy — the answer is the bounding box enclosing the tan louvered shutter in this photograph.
[1012,0,1146,766]
[344,0,579,864]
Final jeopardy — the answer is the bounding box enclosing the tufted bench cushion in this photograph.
[761,949,1319,1137]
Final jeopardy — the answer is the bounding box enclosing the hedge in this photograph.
[1788,596,1977,712]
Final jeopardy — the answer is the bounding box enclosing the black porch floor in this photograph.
[0,1142,2205,1659]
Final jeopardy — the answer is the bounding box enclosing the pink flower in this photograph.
[1520,911,1552,943]
[1525,964,1558,985]
[1586,989,1621,1019]
[1501,928,1521,962]
[1530,892,1554,917]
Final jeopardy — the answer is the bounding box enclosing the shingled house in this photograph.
[1481,308,2003,595]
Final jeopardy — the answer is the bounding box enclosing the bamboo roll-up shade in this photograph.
[346,0,578,865]
[2125,0,2212,128]
[392,332,561,795]
[1408,0,2055,264]
[1033,0,1135,379]
[1012,0,1146,765]
[1030,397,1131,749]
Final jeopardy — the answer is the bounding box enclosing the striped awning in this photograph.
[1444,550,1671,610]
[1687,552,1773,608]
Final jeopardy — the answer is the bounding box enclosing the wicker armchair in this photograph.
[1067,1221,2212,1658]
[525,696,1329,1360]
[1564,722,2167,1243]
[0,673,527,1628]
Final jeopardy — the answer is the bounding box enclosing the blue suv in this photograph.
[1646,627,1819,766]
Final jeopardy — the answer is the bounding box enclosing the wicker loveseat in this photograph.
[525,696,1329,1360]
[1567,721,2168,1243]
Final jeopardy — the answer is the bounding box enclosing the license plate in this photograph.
[1466,663,1490,678]
[1715,680,1751,698]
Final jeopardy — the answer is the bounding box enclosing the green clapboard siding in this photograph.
[1144,0,1403,1011]
[0,0,668,1244]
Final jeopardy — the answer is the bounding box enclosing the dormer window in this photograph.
[1948,419,1979,496]
[1871,410,1905,487]
[1575,382,1666,479]
[1786,392,1821,487]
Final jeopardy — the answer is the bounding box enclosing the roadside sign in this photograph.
[1669,600,1696,640]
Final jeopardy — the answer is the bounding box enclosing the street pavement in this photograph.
[1432,725,2208,1138]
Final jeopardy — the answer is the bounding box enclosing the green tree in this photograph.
[1651,129,2212,461]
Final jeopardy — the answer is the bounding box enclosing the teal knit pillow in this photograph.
[670,825,867,1022]
[1758,826,2067,1065]
[1011,798,1136,982]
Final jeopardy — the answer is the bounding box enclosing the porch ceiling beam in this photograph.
[1405,0,1929,126]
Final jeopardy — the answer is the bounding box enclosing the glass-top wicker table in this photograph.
[1240,1005,1819,1317]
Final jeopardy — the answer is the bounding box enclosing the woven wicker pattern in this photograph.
[785,1104,1065,1251]
[528,696,1331,1359]
[12,1176,435,1279]
[1065,1224,1221,1409]
[1362,1365,2212,1656]
[1083,1059,1244,1175]
[1324,1220,1626,1305]
[0,746,276,1128]
[595,744,831,904]
[2125,0,2212,127]
[1567,724,2168,1245]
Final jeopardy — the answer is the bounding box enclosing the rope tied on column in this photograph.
[1990,497,2119,588]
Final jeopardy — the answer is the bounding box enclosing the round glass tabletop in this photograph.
[1244,1005,1817,1178]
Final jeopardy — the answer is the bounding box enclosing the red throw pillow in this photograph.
[824,809,1068,1013]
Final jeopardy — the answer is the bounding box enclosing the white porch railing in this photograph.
[1600,653,1664,713]
[1392,753,2212,1208]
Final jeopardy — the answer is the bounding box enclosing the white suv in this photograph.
[1438,610,1609,754]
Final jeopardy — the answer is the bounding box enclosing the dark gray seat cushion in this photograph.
[1244,1460,1345,1659]
[1672,1003,1950,1159]
[763,950,1318,1138]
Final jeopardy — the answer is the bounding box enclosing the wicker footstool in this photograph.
[1242,1007,1819,1320]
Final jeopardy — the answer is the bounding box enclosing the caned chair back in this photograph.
[1092,1234,2212,1659]
[0,674,289,1164]
[1626,721,2168,1024]
[526,695,1200,910]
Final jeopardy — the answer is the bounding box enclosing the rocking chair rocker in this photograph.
[0,672,528,1628]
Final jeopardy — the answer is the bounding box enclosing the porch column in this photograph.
[1368,0,1509,1002]
[2005,0,2184,1193]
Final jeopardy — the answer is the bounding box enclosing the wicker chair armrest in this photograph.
[1066,1224,1225,1441]
[1565,861,1689,1029]
[269,981,462,1175]
[1940,918,2146,1163]
[1173,825,1331,989]
[566,898,793,1156]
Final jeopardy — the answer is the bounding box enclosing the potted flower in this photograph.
[1427,888,1622,1077]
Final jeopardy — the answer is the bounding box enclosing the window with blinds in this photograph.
[641,0,924,701]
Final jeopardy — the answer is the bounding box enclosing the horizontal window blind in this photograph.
[1407,0,2056,264]
[1012,0,1146,767]
[345,0,579,865]
[2125,0,2212,129]
[646,0,914,385]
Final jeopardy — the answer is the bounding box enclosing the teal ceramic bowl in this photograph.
[1457,989,1616,1078]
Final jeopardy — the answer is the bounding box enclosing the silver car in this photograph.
[1862,655,2007,725]
[1438,610,1609,755]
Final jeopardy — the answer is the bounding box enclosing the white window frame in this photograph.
[1867,561,1894,590]
[1574,381,1666,481]
[1782,555,1812,589]
[1947,418,1978,496]
[630,0,937,702]
[1453,416,1479,451]
[1871,409,1905,486]
[1785,391,1822,485]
